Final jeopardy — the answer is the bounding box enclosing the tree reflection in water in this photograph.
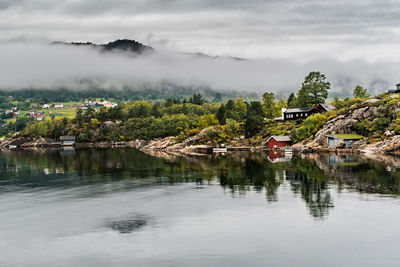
[1,149,400,220]
[105,214,150,234]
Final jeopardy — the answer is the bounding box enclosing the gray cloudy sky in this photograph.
[2,0,400,61]
[1,0,400,94]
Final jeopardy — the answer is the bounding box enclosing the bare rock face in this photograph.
[363,136,400,155]
[141,136,176,151]
[141,128,212,155]
[181,128,209,147]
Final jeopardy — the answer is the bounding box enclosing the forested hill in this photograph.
[51,39,154,54]
[0,86,259,103]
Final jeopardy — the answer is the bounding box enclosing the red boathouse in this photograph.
[266,136,292,149]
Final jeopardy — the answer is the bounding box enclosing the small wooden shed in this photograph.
[266,136,292,149]
[60,136,76,146]
[326,134,365,148]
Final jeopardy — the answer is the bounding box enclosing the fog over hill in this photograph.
[0,39,398,97]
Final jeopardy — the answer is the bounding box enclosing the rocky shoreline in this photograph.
[1,134,399,157]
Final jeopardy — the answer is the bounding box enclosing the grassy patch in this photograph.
[327,133,366,139]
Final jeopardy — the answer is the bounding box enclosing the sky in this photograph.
[1,0,400,94]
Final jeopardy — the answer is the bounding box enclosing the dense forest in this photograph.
[0,83,255,103]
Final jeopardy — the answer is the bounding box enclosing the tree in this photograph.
[297,71,330,107]
[244,101,264,138]
[225,99,236,120]
[262,92,281,119]
[198,114,218,129]
[75,108,84,127]
[226,118,240,135]
[128,101,151,118]
[287,93,296,108]
[151,103,162,118]
[353,85,370,99]
[190,93,205,105]
[165,98,174,107]
[216,104,226,125]
[234,98,247,121]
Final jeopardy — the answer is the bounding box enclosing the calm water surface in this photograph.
[0,149,400,266]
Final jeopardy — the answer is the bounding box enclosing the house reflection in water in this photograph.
[328,154,360,166]
[267,151,291,163]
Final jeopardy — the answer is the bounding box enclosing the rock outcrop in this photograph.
[311,102,381,147]
[300,97,400,155]
[362,135,400,155]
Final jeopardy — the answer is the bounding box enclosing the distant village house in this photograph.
[86,100,117,108]
[29,111,44,121]
[60,136,76,146]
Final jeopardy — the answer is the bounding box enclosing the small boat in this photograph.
[284,148,293,157]
[213,144,227,153]
[213,147,228,153]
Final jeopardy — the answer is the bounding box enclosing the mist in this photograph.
[0,43,398,97]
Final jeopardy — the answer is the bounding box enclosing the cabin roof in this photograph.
[326,134,365,140]
[284,107,310,113]
[318,103,336,111]
[267,136,292,142]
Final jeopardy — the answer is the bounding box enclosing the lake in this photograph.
[0,149,400,266]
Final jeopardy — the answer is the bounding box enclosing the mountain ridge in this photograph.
[51,39,154,55]
[51,38,246,60]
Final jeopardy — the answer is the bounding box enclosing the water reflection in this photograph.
[1,149,400,220]
[105,214,150,234]
[287,170,334,218]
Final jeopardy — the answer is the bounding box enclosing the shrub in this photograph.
[290,113,327,143]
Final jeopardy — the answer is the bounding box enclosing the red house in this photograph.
[266,136,292,149]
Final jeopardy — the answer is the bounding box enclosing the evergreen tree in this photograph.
[244,101,264,138]
[190,93,205,105]
[287,93,296,108]
[151,103,162,118]
[216,104,226,125]
[225,99,235,120]
[165,98,174,107]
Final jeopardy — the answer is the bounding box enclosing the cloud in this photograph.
[0,43,397,96]
[1,0,400,96]
[1,0,400,61]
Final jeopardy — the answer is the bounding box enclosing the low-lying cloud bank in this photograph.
[0,43,398,97]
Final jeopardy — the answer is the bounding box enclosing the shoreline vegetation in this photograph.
[1,72,400,157]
